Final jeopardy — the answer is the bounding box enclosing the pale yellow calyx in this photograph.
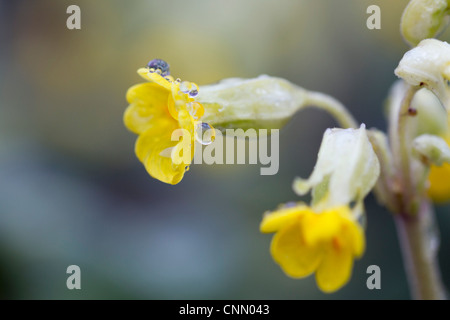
[293,124,380,211]
[197,75,307,131]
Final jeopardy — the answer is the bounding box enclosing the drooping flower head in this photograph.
[261,125,380,293]
[124,59,213,184]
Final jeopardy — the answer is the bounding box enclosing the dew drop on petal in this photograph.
[179,81,192,93]
[195,122,215,145]
[164,75,174,82]
[283,202,298,209]
[147,59,170,76]
[188,83,199,97]
[149,68,156,73]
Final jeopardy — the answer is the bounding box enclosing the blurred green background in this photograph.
[0,0,449,299]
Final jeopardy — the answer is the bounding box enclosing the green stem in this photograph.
[394,199,446,300]
[396,86,418,211]
[304,91,358,129]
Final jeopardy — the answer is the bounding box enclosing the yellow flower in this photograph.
[428,133,450,202]
[124,59,210,184]
[260,203,365,293]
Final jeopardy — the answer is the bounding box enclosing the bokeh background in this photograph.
[0,0,449,299]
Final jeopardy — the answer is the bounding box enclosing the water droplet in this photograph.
[155,69,162,75]
[188,83,199,97]
[149,68,155,73]
[175,78,181,83]
[283,202,297,208]
[164,75,174,82]
[179,81,191,93]
[195,122,215,145]
[147,59,170,76]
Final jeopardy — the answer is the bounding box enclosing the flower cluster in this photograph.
[123,0,450,298]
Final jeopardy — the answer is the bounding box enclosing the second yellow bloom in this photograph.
[260,204,365,293]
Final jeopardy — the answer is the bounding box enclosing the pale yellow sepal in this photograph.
[293,124,380,210]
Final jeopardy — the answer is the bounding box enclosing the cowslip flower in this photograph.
[124,59,211,184]
[125,62,358,184]
[260,203,364,293]
[261,125,379,293]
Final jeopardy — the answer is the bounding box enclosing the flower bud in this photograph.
[413,134,450,165]
[395,39,450,110]
[401,0,450,47]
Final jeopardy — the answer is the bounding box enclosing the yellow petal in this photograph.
[315,243,353,293]
[342,219,365,257]
[142,138,187,185]
[124,102,158,135]
[428,162,450,202]
[126,82,168,104]
[270,221,323,278]
[137,68,172,91]
[301,207,347,246]
[260,204,311,233]
[134,118,190,185]
[135,116,178,162]
[124,83,171,134]
[177,109,195,134]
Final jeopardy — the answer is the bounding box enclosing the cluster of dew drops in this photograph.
[146,59,215,146]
